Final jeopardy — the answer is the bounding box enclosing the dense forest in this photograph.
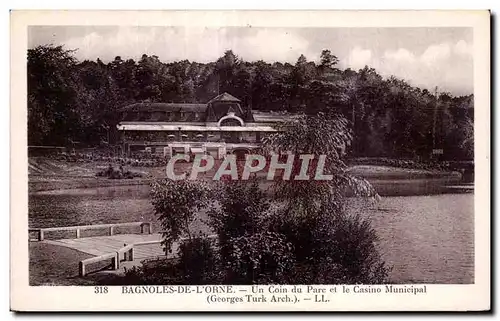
[28,45,474,160]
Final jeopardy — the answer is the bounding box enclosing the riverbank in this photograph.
[347,165,463,196]
[29,157,163,192]
[347,165,460,180]
[29,176,154,193]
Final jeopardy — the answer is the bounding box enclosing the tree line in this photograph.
[28,45,473,160]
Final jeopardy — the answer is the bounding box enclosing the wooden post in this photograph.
[128,247,134,261]
[122,244,127,260]
[109,226,115,236]
[140,223,152,234]
[39,230,44,241]
[76,229,80,239]
[79,261,85,277]
[112,253,119,270]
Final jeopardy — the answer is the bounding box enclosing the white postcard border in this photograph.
[10,10,490,312]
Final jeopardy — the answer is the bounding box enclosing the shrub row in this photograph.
[348,157,451,171]
[40,153,169,167]
[96,165,143,179]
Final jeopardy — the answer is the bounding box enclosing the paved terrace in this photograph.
[29,222,177,276]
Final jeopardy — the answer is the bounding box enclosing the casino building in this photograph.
[117,92,288,159]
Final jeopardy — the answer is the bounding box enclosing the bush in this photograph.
[114,237,219,285]
[327,211,390,284]
[224,232,295,284]
[119,259,186,285]
[348,157,450,171]
[177,237,221,284]
[96,164,143,179]
[206,181,295,284]
[207,180,270,243]
[263,200,390,284]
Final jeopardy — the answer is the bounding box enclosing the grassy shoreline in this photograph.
[29,163,462,195]
[29,242,96,285]
[29,176,154,193]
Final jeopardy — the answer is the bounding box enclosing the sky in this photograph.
[29,26,473,95]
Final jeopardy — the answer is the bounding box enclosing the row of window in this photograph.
[123,131,268,143]
[122,111,203,122]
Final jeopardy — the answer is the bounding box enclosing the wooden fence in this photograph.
[29,222,153,241]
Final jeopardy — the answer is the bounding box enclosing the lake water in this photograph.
[29,184,474,284]
[350,194,474,284]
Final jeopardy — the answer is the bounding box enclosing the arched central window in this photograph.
[219,118,241,126]
[217,113,244,127]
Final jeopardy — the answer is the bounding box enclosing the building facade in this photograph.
[117,93,287,159]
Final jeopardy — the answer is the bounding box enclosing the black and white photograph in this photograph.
[10,10,490,312]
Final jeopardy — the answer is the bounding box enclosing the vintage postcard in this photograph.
[10,10,490,311]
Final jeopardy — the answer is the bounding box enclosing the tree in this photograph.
[28,45,82,145]
[109,56,138,103]
[258,113,387,283]
[135,54,162,101]
[262,113,377,210]
[233,63,253,106]
[320,49,339,70]
[290,54,312,85]
[251,61,273,110]
[286,54,313,111]
[458,117,474,158]
[215,50,238,94]
[150,179,211,253]
[75,60,121,145]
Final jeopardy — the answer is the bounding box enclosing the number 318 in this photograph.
[95,286,108,294]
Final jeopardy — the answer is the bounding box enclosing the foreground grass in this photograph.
[29,242,96,285]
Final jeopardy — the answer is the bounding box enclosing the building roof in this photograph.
[207,92,241,103]
[119,93,253,123]
[120,103,208,113]
[117,123,277,132]
[252,111,292,123]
